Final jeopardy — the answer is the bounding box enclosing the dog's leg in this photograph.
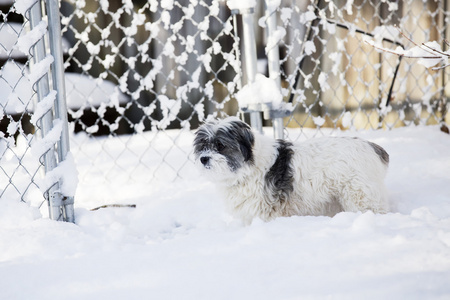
[338,180,389,214]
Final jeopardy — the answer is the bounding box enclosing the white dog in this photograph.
[193,117,389,223]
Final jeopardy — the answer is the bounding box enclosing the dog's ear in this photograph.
[229,120,254,162]
[193,126,207,152]
[193,120,216,152]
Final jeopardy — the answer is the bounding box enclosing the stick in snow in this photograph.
[90,204,137,211]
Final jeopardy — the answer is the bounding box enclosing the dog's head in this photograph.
[193,117,254,181]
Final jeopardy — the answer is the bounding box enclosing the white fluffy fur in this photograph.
[195,119,390,223]
[231,135,388,223]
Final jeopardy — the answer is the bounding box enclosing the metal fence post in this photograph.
[264,1,284,139]
[28,0,74,222]
[240,8,263,134]
[29,2,64,221]
[46,0,75,223]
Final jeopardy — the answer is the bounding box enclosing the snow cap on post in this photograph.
[236,74,282,109]
[235,73,293,117]
[227,0,256,12]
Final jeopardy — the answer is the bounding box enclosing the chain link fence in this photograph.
[1,0,449,210]
[1,0,74,220]
[60,0,241,186]
[275,0,449,138]
[1,2,43,206]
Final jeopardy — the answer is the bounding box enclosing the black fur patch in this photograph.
[222,120,254,163]
[368,141,389,166]
[265,140,295,202]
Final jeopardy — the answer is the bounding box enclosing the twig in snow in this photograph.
[90,204,137,211]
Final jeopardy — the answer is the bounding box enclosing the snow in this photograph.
[409,41,447,69]
[235,74,284,109]
[30,118,62,159]
[312,115,326,126]
[64,72,129,109]
[30,90,56,125]
[366,32,448,69]
[1,125,450,299]
[265,26,286,54]
[0,22,28,60]
[6,119,18,135]
[266,0,281,14]
[28,54,54,86]
[13,0,37,15]
[0,22,70,60]
[38,152,78,197]
[299,10,316,24]
[317,71,330,91]
[15,20,47,55]
[226,0,256,11]
[155,95,182,130]
[160,0,174,10]
[2,1,450,297]
[0,61,32,114]
[345,0,354,15]
[341,111,353,128]
[199,52,212,73]
[0,64,128,114]
[304,40,316,55]
[280,7,293,24]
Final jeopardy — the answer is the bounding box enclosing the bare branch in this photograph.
[395,25,442,57]
[365,40,440,59]
[395,25,420,47]
[421,43,449,57]
[432,62,450,70]
[366,25,449,70]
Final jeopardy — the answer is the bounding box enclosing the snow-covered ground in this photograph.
[1,125,450,299]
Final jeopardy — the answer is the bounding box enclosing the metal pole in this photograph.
[29,2,64,221]
[232,13,242,91]
[241,9,263,134]
[264,0,284,139]
[45,0,75,223]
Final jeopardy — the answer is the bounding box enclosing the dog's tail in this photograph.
[368,142,389,166]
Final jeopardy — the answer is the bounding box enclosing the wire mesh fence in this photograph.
[60,0,241,185]
[1,0,74,221]
[276,0,449,138]
[1,0,449,210]
[0,2,42,206]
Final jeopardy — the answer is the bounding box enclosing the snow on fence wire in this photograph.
[0,0,75,221]
[2,0,450,209]
[275,0,450,137]
[59,0,242,187]
[60,0,449,189]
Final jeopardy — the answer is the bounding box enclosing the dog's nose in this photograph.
[200,156,210,165]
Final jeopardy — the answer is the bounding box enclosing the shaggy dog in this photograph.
[193,117,389,223]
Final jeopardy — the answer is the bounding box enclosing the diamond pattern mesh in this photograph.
[0,6,44,206]
[1,0,449,204]
[60,0,240,185]
[277,0,449,139]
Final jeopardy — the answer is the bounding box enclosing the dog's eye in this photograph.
[216,141,225,151]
